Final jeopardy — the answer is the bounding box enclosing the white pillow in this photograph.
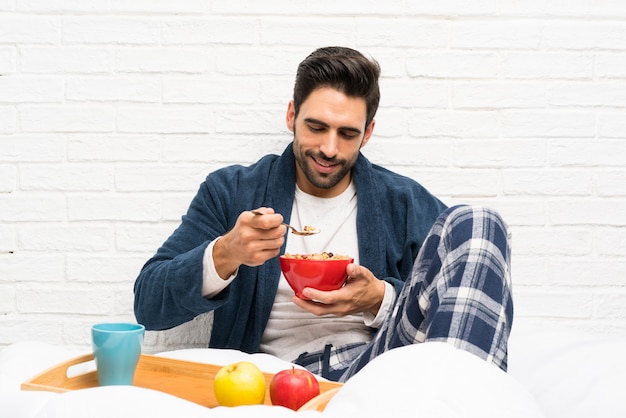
[34,386,214,418]
[509,333,626,418]
[0,390,57,418]
[0,341,82,392]
[0,341,81,418]
[34,386,323,418]
[323,342,545,418]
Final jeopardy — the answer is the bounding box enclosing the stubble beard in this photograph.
[292,130,358,190]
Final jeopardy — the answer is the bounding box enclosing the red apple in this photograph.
[269,366,320,411]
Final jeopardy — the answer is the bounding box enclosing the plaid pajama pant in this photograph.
[295,205,513,382]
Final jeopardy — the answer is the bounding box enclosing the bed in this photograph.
[1,329,624,418]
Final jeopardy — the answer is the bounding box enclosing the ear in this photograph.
[286,100,296,132]
[360,119,375,148]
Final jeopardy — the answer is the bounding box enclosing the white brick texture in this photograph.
[1,3,626,353]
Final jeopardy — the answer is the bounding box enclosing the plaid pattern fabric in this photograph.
[295,205,513,382]
[294,343,368,381]
[340,205,513,382]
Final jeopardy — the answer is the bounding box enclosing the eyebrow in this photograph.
[304,117,362,135]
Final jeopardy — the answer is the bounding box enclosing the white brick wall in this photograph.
[1,2,625,354]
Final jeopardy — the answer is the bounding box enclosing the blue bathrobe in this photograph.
[133,143,447,354]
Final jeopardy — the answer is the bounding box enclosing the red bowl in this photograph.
[279,255,353,300]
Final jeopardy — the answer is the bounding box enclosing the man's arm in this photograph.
[212,208,285,279]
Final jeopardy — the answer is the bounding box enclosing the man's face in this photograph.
[286,87,375,198]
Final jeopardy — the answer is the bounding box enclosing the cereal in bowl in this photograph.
[282,252,351,260]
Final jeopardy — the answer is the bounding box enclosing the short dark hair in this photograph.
[292,46,381,128]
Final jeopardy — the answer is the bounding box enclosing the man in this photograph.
[134,46,513,382]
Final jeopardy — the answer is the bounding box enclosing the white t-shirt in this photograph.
[202,181,395,362]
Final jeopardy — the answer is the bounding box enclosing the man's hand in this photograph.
[213,208,286,279]
[291,263,385,317]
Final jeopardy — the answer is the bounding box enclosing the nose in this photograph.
[319,131,339,158]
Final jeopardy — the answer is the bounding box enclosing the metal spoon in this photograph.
[251,210,320,236]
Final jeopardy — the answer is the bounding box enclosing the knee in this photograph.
[436,204,511,258]
[441,204,504,221]
[439,205,509,237]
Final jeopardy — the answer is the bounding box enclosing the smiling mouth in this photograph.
[312,156,338,173]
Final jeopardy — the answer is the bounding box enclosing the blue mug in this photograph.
[91,322,145,386]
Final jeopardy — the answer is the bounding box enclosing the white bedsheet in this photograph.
[1,333,625,418]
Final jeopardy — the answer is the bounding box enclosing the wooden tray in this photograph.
[21,353,342,410]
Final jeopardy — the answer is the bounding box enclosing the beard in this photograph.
[292,129,360,190]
